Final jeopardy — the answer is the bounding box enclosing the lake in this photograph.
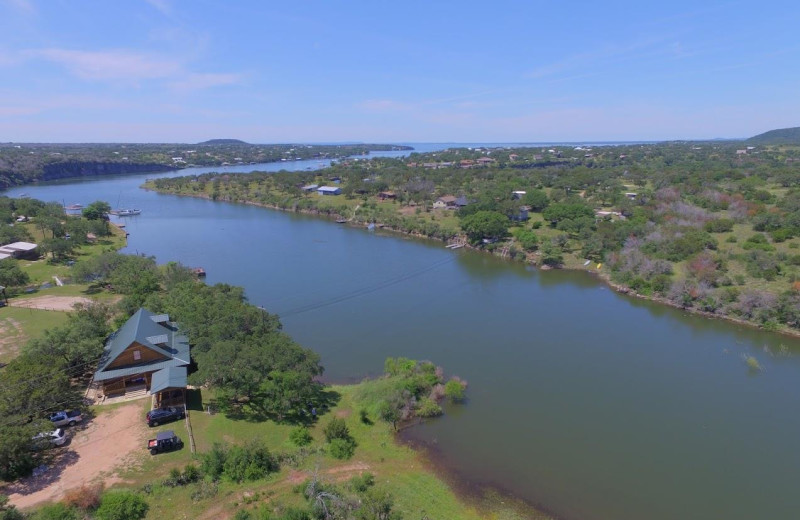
[5,148,800,520]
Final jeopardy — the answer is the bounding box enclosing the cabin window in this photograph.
[133,350,141,360]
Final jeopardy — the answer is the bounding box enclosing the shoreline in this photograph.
[144,186,800,340]
[396,420,558,520]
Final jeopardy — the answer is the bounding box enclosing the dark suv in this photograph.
[145,406,185,427]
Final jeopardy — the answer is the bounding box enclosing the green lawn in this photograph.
[0,306,69,364]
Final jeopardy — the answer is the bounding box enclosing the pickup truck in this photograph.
[147,430,183,455]
[48,410,83,427]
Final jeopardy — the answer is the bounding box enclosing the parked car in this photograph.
[147,430,183,455]
[32,429,66,449]
[146,406,185,427]
[48,410,83,427]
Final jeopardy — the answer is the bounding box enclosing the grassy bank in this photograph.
[108,381,545,520]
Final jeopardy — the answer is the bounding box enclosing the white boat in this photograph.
[116,209,141,216]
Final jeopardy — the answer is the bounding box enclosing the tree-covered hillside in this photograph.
[150,141,800,334]
[747,126,800,145]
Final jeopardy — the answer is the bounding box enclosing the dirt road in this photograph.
[7,296,93,312]
[5,402,146,509]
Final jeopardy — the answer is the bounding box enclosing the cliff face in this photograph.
[40,161,174,181]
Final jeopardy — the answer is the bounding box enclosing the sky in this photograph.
[1,0,799,143]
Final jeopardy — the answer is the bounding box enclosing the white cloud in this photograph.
[22,48,241,90]
[31,48,180,81]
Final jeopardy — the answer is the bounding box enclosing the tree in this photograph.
[24,303,111,370]
[459,210,509,243]
[522,189,549,212]
[0,353,81,480]
[542,202,594,224]
[0,259,29,287]
[82,201,111,221]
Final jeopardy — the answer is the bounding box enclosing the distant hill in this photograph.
[197,139,250,145]
[747,127,800,145]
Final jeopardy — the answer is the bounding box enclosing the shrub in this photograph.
[322,417,350,442]
[182,464,201,484]
[93,491,148,520]
[233,510,252,520]
[444,379,467,402]
[359,408,372,425]
[32,503,78,520]
[223,441,278,483]
[200,443,228,481]
[349,472,375,493]
[191,479,218,502]
[328,438,356,460]
[704,218,734,233]
[289,426,313,447]
[62,483,103,511]
[416,397,443,417]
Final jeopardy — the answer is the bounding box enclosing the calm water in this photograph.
[5,152,800,520]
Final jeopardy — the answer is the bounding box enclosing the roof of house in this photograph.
[437,195,457,203]
[455,196,469,206]
[2,242,37,251]
[94,308,190,382]
[0,253,10,260]
[317,186,341,193]
[150,366,188,394]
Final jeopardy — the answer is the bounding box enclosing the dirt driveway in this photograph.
[5,402,147,510]
[8,296,93,312]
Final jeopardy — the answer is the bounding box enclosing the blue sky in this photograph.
[1,0,799,142]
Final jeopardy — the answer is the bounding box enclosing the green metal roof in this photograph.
[94,308,190,382]
[150,366,188,394]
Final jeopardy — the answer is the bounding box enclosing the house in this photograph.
[317,186,342,196]
[509,154,519,161]
[0,241,38,259]
[92,309,190,404]
[476,157,496,166]
[454,196,469,208]
[301,184,319,192]
[433,195,458,209]
[459,159,475,168]
[512,190,527,200]
[736,149,747,155]
[378,191,397,200]
[511,206,530,222]
[625,192,637,200]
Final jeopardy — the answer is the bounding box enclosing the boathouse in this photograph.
[92,308,190,402]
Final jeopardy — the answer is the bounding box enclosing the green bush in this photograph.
[223,441,278,483]
[322,417,350,442]
[444,379,466,402]
[704,218,734,233]
[289,426,313,447]
[32,503,79,520]
[416,397,443,417]
[328,438,356,460]
[349,472,375,493]
[93,491,148,520]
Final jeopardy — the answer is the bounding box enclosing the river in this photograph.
[5,146,800,520]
